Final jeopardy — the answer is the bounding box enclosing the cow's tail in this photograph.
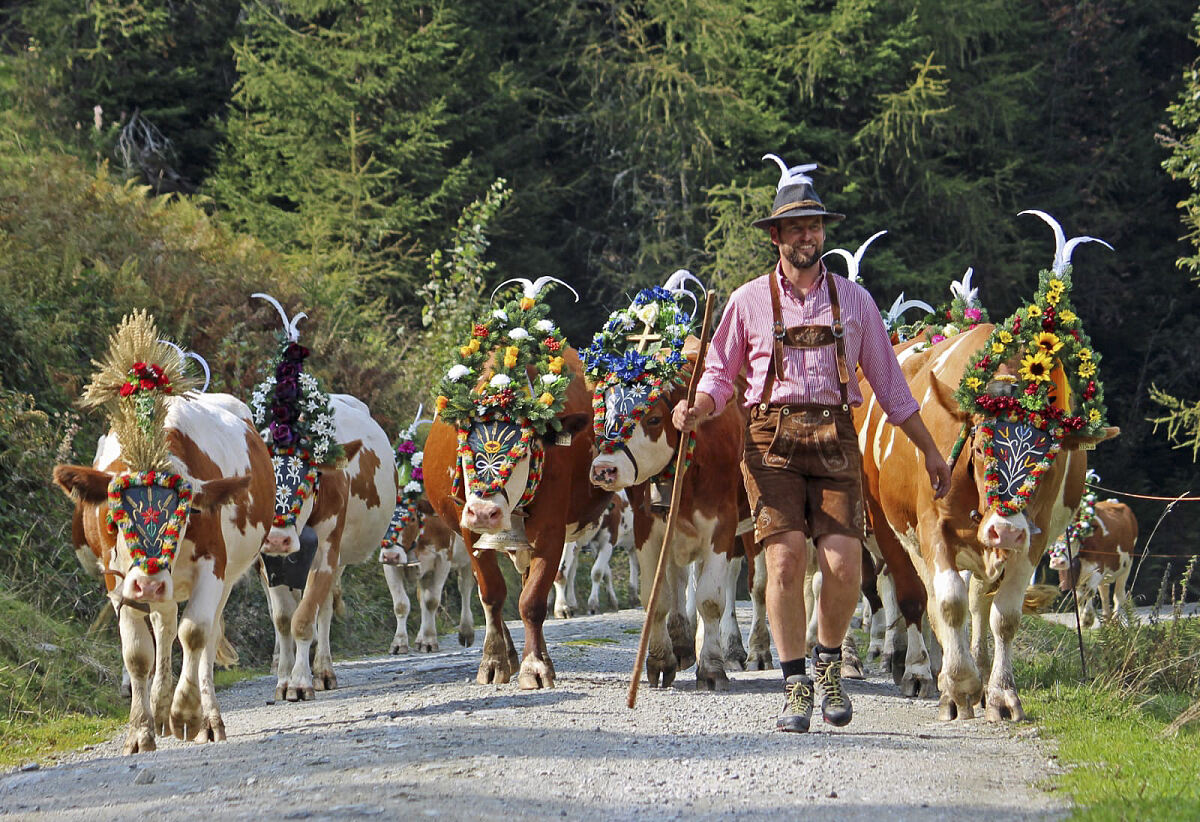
[1023,583,1060,614]
[214,614,239,668]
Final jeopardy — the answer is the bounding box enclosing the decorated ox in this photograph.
[586,271,751,690]
[250,294,395,700]
[53,312,273,753]
[425,277,608,688]
[1050,496,1137,627]
[379,416,475,653]
[856,213,1118,721]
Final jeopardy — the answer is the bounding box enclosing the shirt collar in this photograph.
[775,261,828,298]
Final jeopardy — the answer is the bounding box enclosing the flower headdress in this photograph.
[80,311,201,575]
[1048,470,1111,565]
[249,293,343,466]
[434,277,575,436]
[583,269,702,457]
[898,268,991,346]
[381,406,432,551]
[954,211,1111,438]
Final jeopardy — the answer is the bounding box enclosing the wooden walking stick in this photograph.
[627,289,716,709]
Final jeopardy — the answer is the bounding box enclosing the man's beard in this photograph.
[784,244,821,270]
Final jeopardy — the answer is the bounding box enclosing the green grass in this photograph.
[562,637,618,647]
[1015,614,1200,820]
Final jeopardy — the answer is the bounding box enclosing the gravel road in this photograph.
[2,605,1067,821]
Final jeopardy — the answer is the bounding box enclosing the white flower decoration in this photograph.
[404,480,423,494]
[635,302,660,326]
[492,309,508,322]
[447,364,470,382]
[536,320,555,332]
[942,324,958,337]
[508,327,530,341]
[621,315,636,330]
[541,373,560,385]
[411,451,423,467]
[490,374,512,388]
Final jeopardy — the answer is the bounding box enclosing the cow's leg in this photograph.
[382,563,412,654]
[668,563,695,671]
[1110,555,1132,620]
[452,538,476,646]
[871,572,896,664]
[639,521,680,687]
[149,606,178,735]
[518,548,559,689]
[720,555,748,671]
[195,587,233,743]
[901,620,937,699]
[693,551,731,691]
[553,542,578,619]
[415,551,452,652]
[1098,577,1114,623]
[170,561,223,742]
[983,554,1032,721]
[804,558,821,648]
[925,534,980,720]
[627,541,642,606]
[266,585,299,701]
[119,606,156,754]
[967,573,992,701]
[746,549,772,670]
[311,564,345,691]
[287,548,338,701]
[473,547,517,684]
[588,536,615,614]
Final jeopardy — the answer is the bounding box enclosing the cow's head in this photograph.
[261,440,362,555]
[965,414,1116,570]
[53,464,248,603]
[456,414,588,534]
[590,378,677,491]
[378,497,432,566]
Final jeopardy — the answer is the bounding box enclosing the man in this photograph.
[673,155,950,733]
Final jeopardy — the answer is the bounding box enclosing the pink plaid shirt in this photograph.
[697,263,920,423]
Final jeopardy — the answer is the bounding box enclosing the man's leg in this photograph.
[765,531,814,732]
[811,533,862,726]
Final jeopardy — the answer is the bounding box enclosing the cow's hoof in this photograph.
[477,655,514,685]
[646,656,677,688]
[313,670,337,691]
[695,665,729,692]
[938,693,975,721]
[518,657,556,689]
[724,645,748,673]
[274,684,287,701]
[169,691,203,740]
[587,599,600,615]
[192,715,226,743]
[902,672,937,699]
[554,606,575,620]
[389,640,410,655]
[984,688,1026,722]
[414,639,438,653]
[746,650,773,671]
[285,685,316,701]
[866,644,883,662]
[122,729,156,755]
[458,628,475,647]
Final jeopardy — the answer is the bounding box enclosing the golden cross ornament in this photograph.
[625,321,662,352]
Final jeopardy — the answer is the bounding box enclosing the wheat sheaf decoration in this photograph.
[80,310,200,472]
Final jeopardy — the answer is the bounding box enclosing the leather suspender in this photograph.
[761,270,850,410]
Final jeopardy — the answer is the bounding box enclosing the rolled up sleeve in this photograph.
[857,308,920,424]
[695,298,746,416]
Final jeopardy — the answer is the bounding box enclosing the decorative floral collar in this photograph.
[381,417,430,551]
[434,279,573,436]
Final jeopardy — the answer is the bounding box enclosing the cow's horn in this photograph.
[490,276,580,304]
[158,340,211,393]
[251,292,306,342]
[1019,210,1113,275]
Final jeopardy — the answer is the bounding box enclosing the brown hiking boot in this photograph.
[813,648,853,727]
[776,674,814,733]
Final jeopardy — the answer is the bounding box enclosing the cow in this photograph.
[424,279,609,689]
[53,316,273,753]
[1050,499,1137,627]
[586,490,633,613]
[856,310,1117,720]
[380,503,475,653]
[257,393,396,700]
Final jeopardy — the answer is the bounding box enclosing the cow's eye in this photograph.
[646,416,662,426]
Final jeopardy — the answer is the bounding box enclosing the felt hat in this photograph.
[751,154,845,229]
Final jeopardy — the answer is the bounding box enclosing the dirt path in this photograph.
[2,606,1067,821]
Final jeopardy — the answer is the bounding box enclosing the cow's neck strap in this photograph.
[763,269,850,409]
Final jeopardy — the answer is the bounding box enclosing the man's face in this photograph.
[771,216,825,270]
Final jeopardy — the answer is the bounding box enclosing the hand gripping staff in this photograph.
[627,289,716,709]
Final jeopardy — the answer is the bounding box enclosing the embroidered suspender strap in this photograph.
[826,275,851,410]
[764,270,786,405]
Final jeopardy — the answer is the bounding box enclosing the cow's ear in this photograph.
[681,334,702,364]
[1062,426,1119,451]
[316,439,362,472]
[417,497,435,516]
[928,373,971,422]
[192,475,252,512]
[53,465,111,504]
[545,412,591,446]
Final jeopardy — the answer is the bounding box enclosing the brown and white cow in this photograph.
[856,324,1116,720]
[55,391,273,753]
[259,394,396,700]
[549,492,634,618]
[424,347,608,689]
[590,338,751,690]
[380,503,475,653]
[1051,500,1137,627]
